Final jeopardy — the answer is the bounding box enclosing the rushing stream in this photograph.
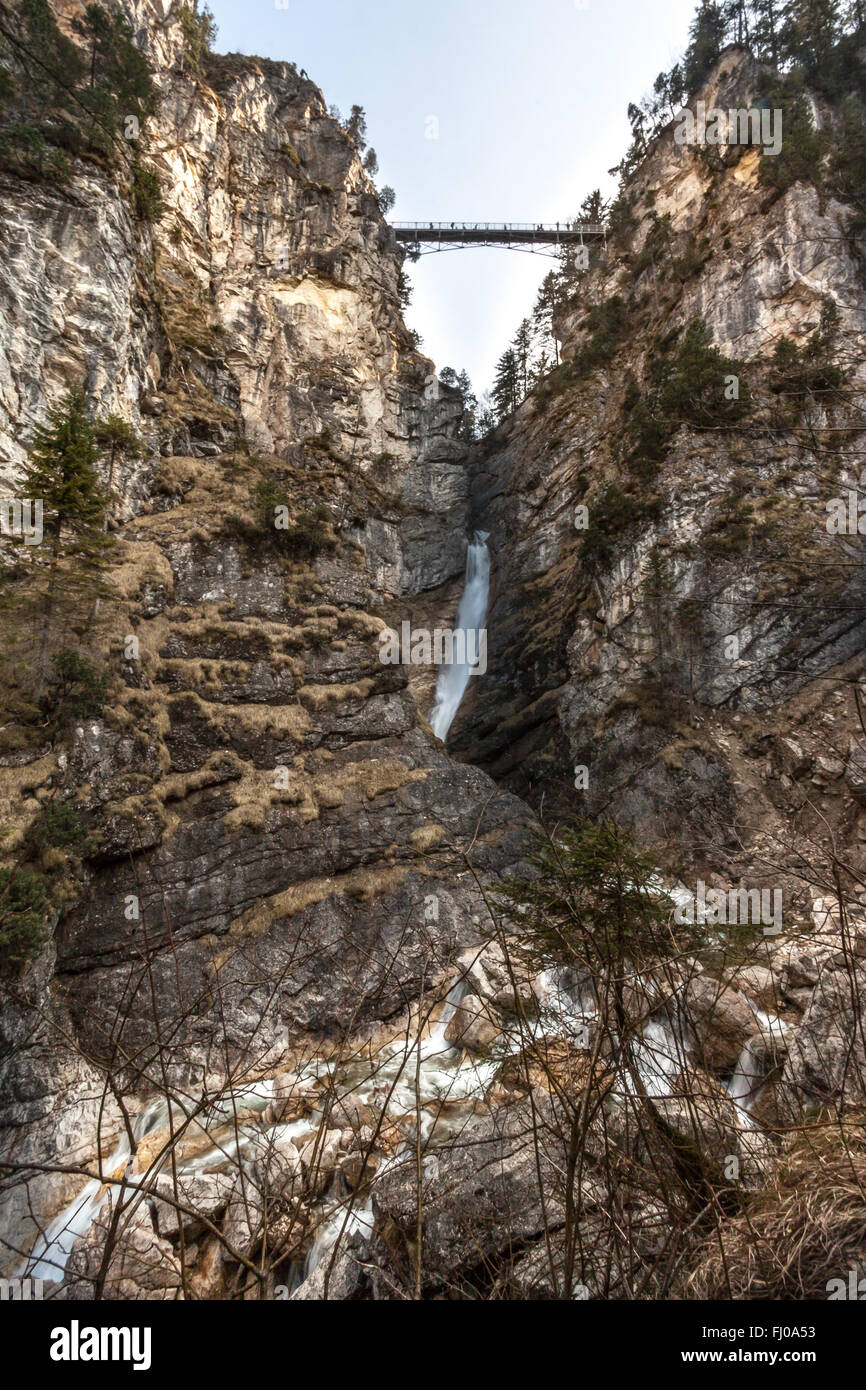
[430,531,490,741]
[726,999,790,1128]
[20,981,497,1285]
[22,962,786,1288]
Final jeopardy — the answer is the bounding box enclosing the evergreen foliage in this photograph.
[0,0,161,210]
[179,2,218,77]
[1,0,156,152]
[495,820,686,980]
[0,866,50,966]
[19,390,110,665]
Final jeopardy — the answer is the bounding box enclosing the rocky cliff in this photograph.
[0,0,530,1281]
[2,9,865,1303]
[456,48,866,885]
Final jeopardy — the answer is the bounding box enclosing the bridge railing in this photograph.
[392,222,605,234]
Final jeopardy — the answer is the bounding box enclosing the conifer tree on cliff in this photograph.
[94,415,143,527]
[749,0,782,62]
[780,0,841,70]
[513,319,533,397]
[726,0,751,43]
[455,369,477,440]
[21,389,109,676]
[492,349,520,421]
[683,1,731,92]
[345,104,368,149]
[532,272,561,367]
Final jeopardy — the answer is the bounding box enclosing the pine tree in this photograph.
[726,0,751,43]
[750,0,782,61]
[439,368,477,438]
[579,189,609,225]
[456,369,477,440]
[492,349,519,420]
[780,0,841,69]
[21,390,109,670]
[73,4,157,120]
[683,1,731,92]
[346,105,367,149]
[179,2,217,78]
[19,0,85,104]
[94,415,142,525]
[532,272,561,367]
[831,94,866,232]
[513,319,533,397]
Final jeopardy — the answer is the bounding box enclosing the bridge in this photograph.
[391,222,606,257]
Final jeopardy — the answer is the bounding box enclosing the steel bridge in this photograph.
[391,222,606,257]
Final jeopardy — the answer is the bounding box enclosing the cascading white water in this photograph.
[430,531,490,742]
[725,997,790,1129]
[633,1016,691,1098]
[20,976,501,1285]
[727,1041,762,1129]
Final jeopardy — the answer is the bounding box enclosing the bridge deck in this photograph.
[392,222,605,245]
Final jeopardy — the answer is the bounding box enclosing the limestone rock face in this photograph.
[781,963,866,1112]
[357,1102,568,1298]
[6,14,866,1303]
[0,1,533,1273]
[452,49,866,893]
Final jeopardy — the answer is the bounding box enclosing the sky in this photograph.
[205,0,699,395]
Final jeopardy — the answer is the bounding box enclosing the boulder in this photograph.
[65,1195,182,1300]
[496,1037,614,1098]
[221,1165,266,1258]
[262,1071,314,1127]
[779,964,866,1113]
[443,993,499,1052]
[767,937,831,995]
[778,737,812,779]
[298,1128,344,1196]
[623,958,704,1027]
[456,942,537,1015]
[721,964,780,1013]
[682,976,757,1072]
[339,1148,379,1189]
[150,1170,235,1239]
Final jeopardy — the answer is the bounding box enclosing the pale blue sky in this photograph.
[206,0,698,393]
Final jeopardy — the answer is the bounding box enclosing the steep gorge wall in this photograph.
[454,48,866,892]
[0,0,531,1268]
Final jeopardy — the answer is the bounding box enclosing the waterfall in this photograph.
[726,999,790,1129]
[727,1041,762,1128]
[430,531,490,742]
[22,1133,135,1281]
[633,1016,691,1098]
